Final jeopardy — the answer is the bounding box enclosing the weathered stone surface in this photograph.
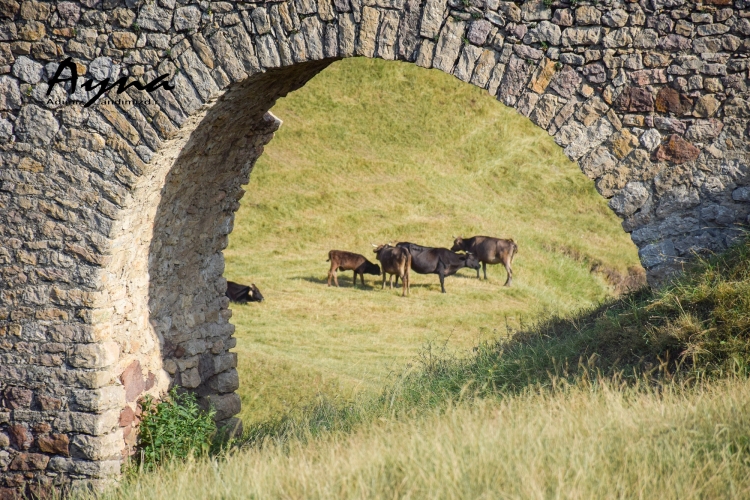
[137,4,173,31]
[9,453,49,471]
[356,6,379,57]
[640,129,661,151]
[174,6,201,32]
[11,55,43,83]
[694,95,719,118]
[654,134,701,164]
[455,45,481,82]
[610,181,649,217]
[14,104,59,145]
[7,425,32,450]
[3,387,32,409]
[548,66,581,99]
[432,20,465,73]
[655,87,692,116]
[120,360,153,403]
[420,0,446,39]
[37,435,70,456]
[467,20,491,46]
[684,120,722,143]
[561,26,600,46]
[615,87,654,113]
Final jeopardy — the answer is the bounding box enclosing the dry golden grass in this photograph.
[102,377,750,500]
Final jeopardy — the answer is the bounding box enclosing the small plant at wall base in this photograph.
[137,387,217,471]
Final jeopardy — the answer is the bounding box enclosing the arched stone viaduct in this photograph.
[0,0,749,492]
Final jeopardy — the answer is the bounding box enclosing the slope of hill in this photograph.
[222,57,641,424]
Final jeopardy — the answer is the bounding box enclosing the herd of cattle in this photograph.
[225,235,517,302]
[327,236,518,296]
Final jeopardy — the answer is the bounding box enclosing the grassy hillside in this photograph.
[224,57,642,424]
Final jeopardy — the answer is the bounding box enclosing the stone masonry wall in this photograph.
[0,0,748,493]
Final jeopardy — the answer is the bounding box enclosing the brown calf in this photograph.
[327,250,381,287]
[372,244,411,296]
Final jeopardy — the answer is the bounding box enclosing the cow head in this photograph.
[450,236,465,253]
[372,243,389,255]
[462,252,480,270]
[249,284,264,302]
[363,260,381,276]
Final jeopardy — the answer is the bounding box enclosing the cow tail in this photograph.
[326,250,331,262]
[510,239,518,263]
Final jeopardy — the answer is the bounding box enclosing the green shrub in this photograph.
[137,387,216,470]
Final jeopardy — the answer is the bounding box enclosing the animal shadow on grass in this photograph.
[296,276,378,290]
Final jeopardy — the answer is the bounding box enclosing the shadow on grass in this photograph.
[295,275,379,289]
[295,275,454,291]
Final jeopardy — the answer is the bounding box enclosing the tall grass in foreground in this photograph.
[97,377,750,499]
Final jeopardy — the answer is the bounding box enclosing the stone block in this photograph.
[71,431,122,461]
[68,342,119,369]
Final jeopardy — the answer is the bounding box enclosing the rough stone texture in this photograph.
[0,0,749,494]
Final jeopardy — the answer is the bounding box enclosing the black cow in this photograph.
[395,242,480,293]
[450,235,518,286]
[226,281,264,303]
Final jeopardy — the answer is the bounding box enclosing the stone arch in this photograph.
[1,0,749,492]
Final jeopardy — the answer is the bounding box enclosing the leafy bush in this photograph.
[137,387,216,470]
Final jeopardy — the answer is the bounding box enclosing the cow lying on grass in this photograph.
[226,281,264,303]
[327,250,381,287]
[451,235,518,286]
[372,243,411,296]
[396,242,480,293]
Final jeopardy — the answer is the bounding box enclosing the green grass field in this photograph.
[223,57,641,425]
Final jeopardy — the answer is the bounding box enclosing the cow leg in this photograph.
[382,273,386,289]
[439,270,446,293]
[483,262,488,280]
[327,270,332,287]
[476,264,481,279]
[389,274,394,289]
[353,271,357,287]
[504,261,513,287]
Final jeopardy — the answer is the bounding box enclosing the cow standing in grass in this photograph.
[372,244,411,296]
[327,250,381,287]
[450,236,518,286]
[395,242,480,293]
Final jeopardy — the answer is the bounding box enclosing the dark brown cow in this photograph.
[372,244,411,296]
[226,281,264,303]
[327,250,381,287]
[450,236,518,286]
[395,242,480,293]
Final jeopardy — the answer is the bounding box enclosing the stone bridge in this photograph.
[0,0,749,493]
